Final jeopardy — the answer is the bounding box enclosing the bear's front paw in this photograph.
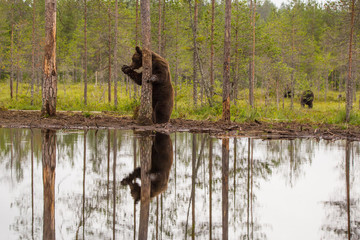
[147,75,158,83]
[122,65,132,74]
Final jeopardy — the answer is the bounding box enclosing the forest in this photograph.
[0,0,359,124]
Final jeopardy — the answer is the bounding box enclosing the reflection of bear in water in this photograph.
[300,90,314,108]
[121,132,173,203]
[121,46,174,124]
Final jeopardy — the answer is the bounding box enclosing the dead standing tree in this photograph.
[138,0,153,125]
[42,0,57,116]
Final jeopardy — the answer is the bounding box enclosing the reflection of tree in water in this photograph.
[264,139,315,187]
[321,140,360,240]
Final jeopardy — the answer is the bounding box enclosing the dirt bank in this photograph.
[0,110,359,141]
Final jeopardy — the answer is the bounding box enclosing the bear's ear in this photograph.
[135,46,142,55]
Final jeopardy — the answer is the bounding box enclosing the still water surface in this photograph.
[0,128,359,240]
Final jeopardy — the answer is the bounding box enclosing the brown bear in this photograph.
[300,90,314,108]
[121,46,174,124]
[120,132,173,203]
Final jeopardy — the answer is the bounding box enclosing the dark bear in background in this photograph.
[284,90,292,98]
[300,90,314,108]
[121,46,174,124]
[121,132,173,203]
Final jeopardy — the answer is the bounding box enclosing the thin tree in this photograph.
[346,0,355,122]
[249,0,256,108]
[210,0,215,98]
[158,0,162,54]
[31,0,36,105]
[108,7,111,103]
[10,0,14,99]
[114,0,118,107]
[137,0,153,125]
[42,0,57,116]
[222,0,231,121]
[84,0,88,105]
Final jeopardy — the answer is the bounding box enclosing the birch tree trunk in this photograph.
[138,0,153,125]
[42,0,57,116]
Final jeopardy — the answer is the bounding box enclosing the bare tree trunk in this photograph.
[191,0,198,108]
[82,130,87,239]
[249,0,256,108]
[114,0,118,107]
[346,0,355,122]
[158,0,162,54]
[210,0,215,99]
[42,129,56,240]
[31,0,36,105]
[290,24,295,109]
[175,12,179,110]
[108,8,112,103]
[222,0,231,121]
[84,0,88,105]
[10,20,14,99]
[233,0,239,104]
[42,0,57,116]
[134,0,139,97]
[138,0,153,125]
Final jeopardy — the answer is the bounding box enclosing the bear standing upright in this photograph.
[121,46,174,124]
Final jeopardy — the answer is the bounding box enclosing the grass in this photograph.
[0,81,359,125]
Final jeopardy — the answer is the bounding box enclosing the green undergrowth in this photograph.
[1,82,360,126]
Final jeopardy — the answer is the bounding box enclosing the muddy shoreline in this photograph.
[0,110,359,141]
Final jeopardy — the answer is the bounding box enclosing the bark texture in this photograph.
[222,0,231,121]
[42,0,57,116]
[138,0,153,125]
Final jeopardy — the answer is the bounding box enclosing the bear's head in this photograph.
[128,46,143,72]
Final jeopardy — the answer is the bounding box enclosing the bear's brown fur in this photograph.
[122,46,174,124]
[120,132,173,203]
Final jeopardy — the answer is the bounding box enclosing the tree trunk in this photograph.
[114,0,118,107]
[138,0,153,125]
[222,0,231,122]
[42,129,56,240]
[108,8,112,103]
[10,21,14,99]
[31,0,36,105]
[84,0,88,105]
[249,0,256,108]
[158,0,162,54]
[346,0,355,122]
[42,0,57,116]
[191,0,198,108]
[210,0,215,99]
[175,12,179,110]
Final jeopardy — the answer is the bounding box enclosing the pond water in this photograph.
[0,128,359,240]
